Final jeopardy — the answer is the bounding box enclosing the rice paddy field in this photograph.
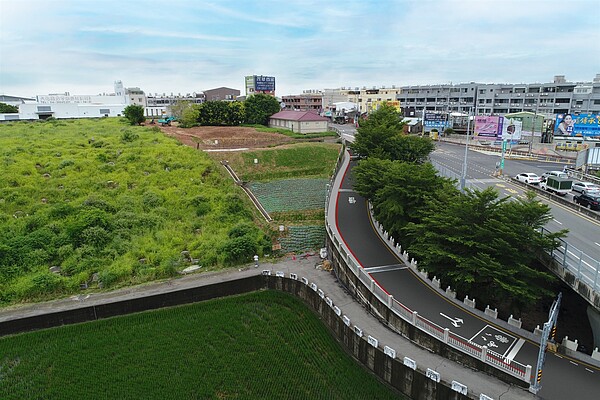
[0,291,402,400]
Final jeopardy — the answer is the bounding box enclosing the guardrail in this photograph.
[508,179,600,299]
[324,150,532,383]
[432,161,600,302]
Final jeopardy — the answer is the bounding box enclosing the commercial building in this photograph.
[203,87,240,101]
[396,75,600,119]
[282,90,322,112]
[0,81,138,121]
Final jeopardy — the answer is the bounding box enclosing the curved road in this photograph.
[334,151,600,399]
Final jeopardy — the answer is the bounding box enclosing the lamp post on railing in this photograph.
[460,107,473,191]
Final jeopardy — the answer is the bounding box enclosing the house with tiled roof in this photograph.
[269,110,329,134]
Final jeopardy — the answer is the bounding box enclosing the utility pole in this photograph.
[529,98,539,157]
[460,107,472,191]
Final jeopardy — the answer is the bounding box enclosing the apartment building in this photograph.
[396,75,600,118]
[337,86,402,114]
[282,90,322,112]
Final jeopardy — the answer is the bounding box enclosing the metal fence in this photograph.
[546,228,600,291]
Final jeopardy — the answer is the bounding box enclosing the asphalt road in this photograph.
[430,141,600,261]
[335,157,600,400]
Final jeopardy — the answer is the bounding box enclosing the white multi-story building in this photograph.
[0,81,139,121]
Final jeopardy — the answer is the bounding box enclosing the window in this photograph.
[37,106,51,112]
[99,109,110,114]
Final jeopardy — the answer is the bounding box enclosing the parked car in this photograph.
[541,170,568,181]
[574,193,600,211]
[572,181,600,195]
[514,173,542,185]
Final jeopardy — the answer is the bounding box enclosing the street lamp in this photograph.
[460,107,473,191]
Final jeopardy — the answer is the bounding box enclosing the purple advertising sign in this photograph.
[474,116,502,139]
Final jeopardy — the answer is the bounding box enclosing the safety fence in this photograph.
[546,231,600,292]
[324,150,533,384]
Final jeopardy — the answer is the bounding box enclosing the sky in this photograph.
[1,0,599,98]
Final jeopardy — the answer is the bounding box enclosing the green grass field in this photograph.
[222,143,341,182]
[0,291,402,400]
[0,118,270,305]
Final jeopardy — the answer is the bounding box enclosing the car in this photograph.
[514,173,542,185]
[572,181,600,195]
[541,170,568,181]
[574,193,600,211]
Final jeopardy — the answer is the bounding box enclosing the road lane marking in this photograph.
[586,368,594,373]
[595,242,600,247]
[552,219,563,225]
[505,338,525,361]
[364,264,408,273]
[439,313,463,328]
[570,361,579,366]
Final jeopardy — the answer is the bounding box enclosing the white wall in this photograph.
[1,102,127,121]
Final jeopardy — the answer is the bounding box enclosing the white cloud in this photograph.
[1,0,598,97]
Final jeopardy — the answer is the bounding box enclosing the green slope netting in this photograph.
[248,178,328,212]
[278,225,326,254]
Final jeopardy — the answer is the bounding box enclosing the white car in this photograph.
[572,181,600,195]
[541,170,568,181]
[515,173,542,185]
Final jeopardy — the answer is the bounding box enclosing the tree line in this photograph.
[123,94,282,127]
[350,104,566,312]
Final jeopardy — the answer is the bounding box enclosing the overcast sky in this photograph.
[1,0,599,98]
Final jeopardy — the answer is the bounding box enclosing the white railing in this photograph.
[325,151,532,383]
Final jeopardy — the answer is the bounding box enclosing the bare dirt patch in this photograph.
[160,125,294,151]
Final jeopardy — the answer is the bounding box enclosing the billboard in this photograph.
[423,112,448,130]
[499,117,522,141]
[554,113,600,137]
[254,75,275,92]
[474,116,502,139]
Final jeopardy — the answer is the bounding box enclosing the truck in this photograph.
[539,176,573,196]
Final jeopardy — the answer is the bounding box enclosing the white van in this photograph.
[541,171,568,181]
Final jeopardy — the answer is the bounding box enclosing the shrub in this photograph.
[222,235,257,264]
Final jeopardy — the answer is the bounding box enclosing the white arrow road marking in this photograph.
[439,313,464,328]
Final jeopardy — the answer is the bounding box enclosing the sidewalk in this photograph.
[0,255,534,399]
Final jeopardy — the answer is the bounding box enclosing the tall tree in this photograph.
[226,101,245,126]
[169,101,198,128]
[353,158,457,241]
[350,103,433,162]
[403,188,566,311]
[123,104,145,125]
[244,93,281,125]
[197,101,231,126]
[0,102,19,113]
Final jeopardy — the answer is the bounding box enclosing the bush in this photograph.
[222,235,257,264]
[123,105,145,125]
